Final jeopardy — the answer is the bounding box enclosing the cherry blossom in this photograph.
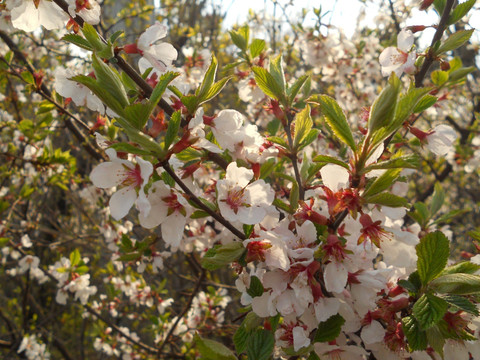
[7,0,68,32]
[379,28,416,77]
[217,162,274,225]
[90,148,153,220]
[66,0,101,25]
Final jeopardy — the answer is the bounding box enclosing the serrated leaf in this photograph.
[81,23,104,51]
[269,54,286,92]
[430,182,445,215]
[229,25,249,52]
[432,208,468,225]
[267,136,289,149]
[308,95,356,151]
[413,94,437,113]
[416,231,450,285]
[62,33,94,51]
[233,324,249,354]
[368,73,400,133]
[431,70,449,86]
[287,74,309,105]
[362,168,402,198]
[298,129,320,150]
[147,71,179,115]
[250,39,266,58]
[413,293,448,330]
[441,261,480,275]
[448,66,476,82]
[402,316,428,351]
[364,193,408,208]
[69,249,81,267]
[21,71,35,85]
[312,155,350,169]
[314,314,345,342]
[448,0,476,25]
[398,279,419,293]
[246,329,274,360]
[426,325,444,357]
[430,273,480,295]
[289,180,299,212]
[362,154,420,172]
[439,294,479,315]
[195,54,218,102]
[247,276,264,297]
[293,105,312,149]
[198,76,232,105]
[252,66,286,102]
[109,30,124,44]
[124,103,151,130]
[260,158,276,179]
[92,54,129,108]
[190,210,210,219]
[164,111,181,150]
[194,333,237,360]
[436,29,475,55]
[273,198,294,214]
[201,242,246,270]
[109,142,153,156]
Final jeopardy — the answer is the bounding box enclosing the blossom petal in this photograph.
[90,162,126,188]
[397,29,414,51]
[109,187,136,220]
[320,164,349,192]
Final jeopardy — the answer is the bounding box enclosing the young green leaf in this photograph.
[368,73,400,133]
[269,54,286,92]
[440,261,480,275]
[200,242,246,270]
[62,34,94,51]
[146,71,180,115]
[313,314,345,343]
[194,333,237,360]
[436,29,474,55]
[81,23,105,51]
[308,95,356,151]
[250,39,266,58]
[246,329,274,360]
[293,105,313,149]
[364,193,408,208]
[164,111,181,150]
[402,316,428,351]
[252,66,286,103]
[196,54,218,100]
[312,155,350,169]
[447,0,476,25]
[439,294,479,315]
[247,276,264,297]
[92,54,129,108]
[416,231,450,285]
[431,70,449,86]
[362,168,402,198]
[429,273,480,295]
[287,74,309,105]
[412,293,448,330]
[69,249,81,267]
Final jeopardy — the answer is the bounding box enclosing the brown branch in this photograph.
[161,161,246,240]
[414,0,455,88]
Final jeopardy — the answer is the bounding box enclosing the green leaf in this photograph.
[412,293,448,330]
[402,316,428,351]
[362,168,402,198]
[81,23,104,51]
[194,333,237,360]
[289,180,299,212]
[201,242,246,270]
[229,25,249,52]
[430,182,445,215]
[441,261,480,275]
[431,70,449,86]
[21,71,35,85]
[267,136,289,149]
[314,314,345,342]
[92,54,129,107]
[436,29,475,55]
[247,276,264,297]
[298,129,320,150]
[398,279,419,294]
[190,210,210,219]
[439,294,479,315]
[109,142,153,156]
[70,75,122,115]
[124,103,151,130]
[364,193,408,208]
[198,76,232,105]
[62,33,94,51]
[312,155,350,169]
[362,154,420,172]
[246,329,274,360]
[426,325,444,357]
[69,249,81,267]
[368,73,400,133]
[448,66,476,83]
[308,95,356,151]
[195,54,219,103]
[429,273,480,295]
[109,30,124,44]
[260,158,277,179]
[233,324,249,354]
[146,71,180,115]
[433,0,446,14]
[432,208,468,225]
[269,55,286,92]
[164,111,181,150]
[293,105,312,149]
[250,39,266,58]
[273,198,294,214]
[416,231,450,285]
[252,66,286,102]
[448,0,476,25]
[413,94,437,113]
[287,74,309,105]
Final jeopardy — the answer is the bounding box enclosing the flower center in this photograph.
[225,188,246,214]
[121,164,143,188]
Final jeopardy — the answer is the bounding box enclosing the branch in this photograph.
[414,0,455,88]
[161,161,246,240]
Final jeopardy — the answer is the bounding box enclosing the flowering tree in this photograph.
[0,0,480,359]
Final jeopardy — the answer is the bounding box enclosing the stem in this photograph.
[161,161,246,240]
